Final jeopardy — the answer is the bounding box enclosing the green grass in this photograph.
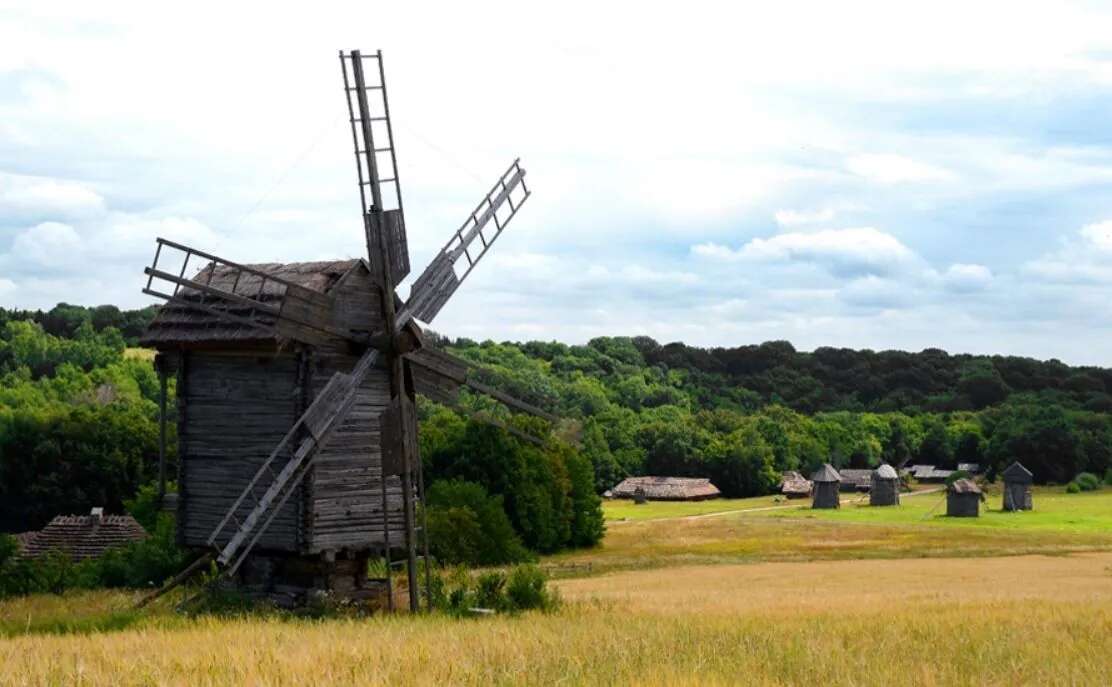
[745,486,1112,533]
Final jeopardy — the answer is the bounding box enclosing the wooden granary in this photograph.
[869,463,900,506]
[946,479,983,517]
[138,50,544,610]
[1001,461,1033,511]
[811,464,841,509]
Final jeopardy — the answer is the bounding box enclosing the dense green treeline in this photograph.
[0,317,166,532]
[3,301,1111,566]
[0,303,158,348]
[439,335,1112,493]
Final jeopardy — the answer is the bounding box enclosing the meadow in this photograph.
[3,486,1112,685]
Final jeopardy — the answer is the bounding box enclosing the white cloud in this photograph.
[846,154,955,184]
[840,275,911,309]
[0,278,15,297]
[943,263,993,292]
[0,172,105,219]
[774,208,836,227]
[1079,220,1112,251]
[692,227,917,278]
[1025,220,1112,284]
[10,221,82,266]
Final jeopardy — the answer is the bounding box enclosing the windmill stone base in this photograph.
[233,552,392,609]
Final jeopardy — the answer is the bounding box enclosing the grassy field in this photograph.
[3,487,1112,685]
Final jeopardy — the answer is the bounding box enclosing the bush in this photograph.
[433,564,557,615]
[1066,481,1081,494]
[1074,472,1102,492]
[505,564,557,611]
[426,480,532,567]
[1106,468,1112,486]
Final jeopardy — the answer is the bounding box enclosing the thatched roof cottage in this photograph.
[609,477,721,501]
[811,464,841,509]
[1002,461,1033,512]
[946,479,983,517]
[780,471,813,499]
[18,508,147,561]
[870,464,901,506]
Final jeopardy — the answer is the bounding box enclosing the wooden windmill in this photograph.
[138,50,547,610]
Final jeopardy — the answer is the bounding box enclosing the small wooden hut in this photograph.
[811,464,841,509]
[1002,461,1033,511]
[780,471,812,499]
[946,479,983,517]
[838,469,873,492]
[609,477,721,501]
[18,508,147,561]
[870,464,900,506]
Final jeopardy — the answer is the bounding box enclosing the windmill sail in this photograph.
[402,159,530,327]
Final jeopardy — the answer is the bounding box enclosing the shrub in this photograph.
[505,564,558,612]
[1106,468,1112,486]
[1066,481,1081,494]
[473,571,507,611]
[426,480,531,566]
[1074,472,1102,492]
[432,564,556,615]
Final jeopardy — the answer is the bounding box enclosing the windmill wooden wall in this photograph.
[144,260,405,557]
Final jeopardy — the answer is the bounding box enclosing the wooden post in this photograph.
[351,50,420,612]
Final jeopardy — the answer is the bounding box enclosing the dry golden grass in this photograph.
[2,553,1112,685]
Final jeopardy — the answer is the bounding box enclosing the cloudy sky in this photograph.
[3,1,1112,364]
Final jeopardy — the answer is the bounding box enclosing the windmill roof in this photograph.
[948,478,982,495]
[140,259,364,345]
[19,511,147,561]
[873,464,899,480]
[610,476,721,501]
[811,464,841,482]
[1002,461,1034,483]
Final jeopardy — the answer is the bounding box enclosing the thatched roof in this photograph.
[780,471,812,496]
[811,464,841,483]
[908,465,955,481]
[1002,461,1033,483]
[19,509,147,561]
[839,469,873,489]
[873,464,899,480]
[610,476,721,501]
[948,478,982,495]
[140,259,363,345]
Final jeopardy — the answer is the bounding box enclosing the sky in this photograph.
[3,1,1112,364]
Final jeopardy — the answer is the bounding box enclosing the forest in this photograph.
[3,303,1112,567]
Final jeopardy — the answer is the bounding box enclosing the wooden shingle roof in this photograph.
[1002,461,1033,484]
[140,259,363,345]
[811,464,841,483]
[19,511,147,561]
[610,476,721,501]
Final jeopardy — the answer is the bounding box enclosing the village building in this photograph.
[780,471,812,499]
[838,469,873,493]
[18,508,147,561]
[946,479,984,517]
[907,465,955,483]
[811,464,841,509]
[870,464,901,506]
[1002,461,1034,511]
[609,477,721,501]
